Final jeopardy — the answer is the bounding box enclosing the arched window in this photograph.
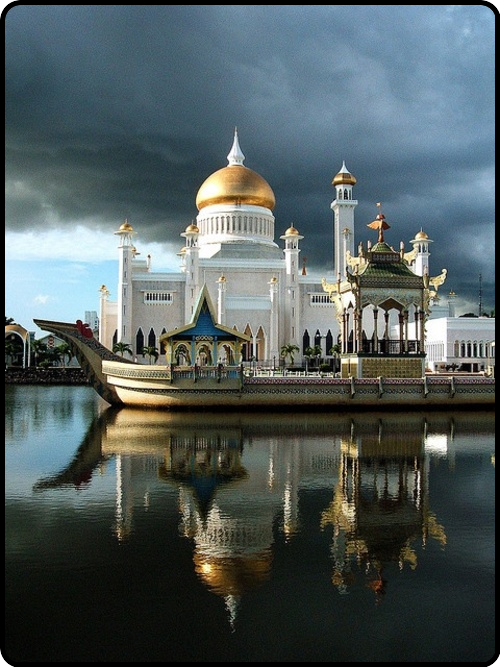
[344,188,348,200]
[302,329,310,353]
[160,328,167,354]
[136,329,144,354]
[148,328,156,348]
[325,330,333,354]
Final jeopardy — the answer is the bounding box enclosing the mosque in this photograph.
[96,129,492,374]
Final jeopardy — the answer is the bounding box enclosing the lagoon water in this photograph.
[4,384,496,663]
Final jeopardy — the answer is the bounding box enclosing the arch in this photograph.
[196,343,212,366]
[218,343,235,365]
[147,328,156,348]
[160,328,167,355]
[302,329,310,354]
[173,342,191,366]
[5,324,30,368]
[135,328,145,355]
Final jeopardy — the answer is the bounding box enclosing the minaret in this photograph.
[268,275,279,363]
[114,219,135,346]
[280,225,304,346]
[98,284,110,345]
[217,274,227,325]
[409,228,433,277]
[181,222,200,322]
[331,162,358,279]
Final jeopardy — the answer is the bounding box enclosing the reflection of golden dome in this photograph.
[193,551,273,597]
[195,129,275,211]
[332,161,357,186]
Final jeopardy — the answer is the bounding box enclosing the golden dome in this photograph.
[195,129,275,211]
[284,224,300,236]
[332,161,357,186]
[196,165,275,211]
[414,229,428,240]
[118,220,134,232]
[184,223,199,233]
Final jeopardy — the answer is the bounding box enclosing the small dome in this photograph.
[184,223,199,234]
[118,220,134,232]
[332,161,357,186]
[414,229,428,240]
[284,225,300,236]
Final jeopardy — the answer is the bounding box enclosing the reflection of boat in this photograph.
[33,314,495,410]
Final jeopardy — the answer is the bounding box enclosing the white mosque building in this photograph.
[97,129,493,373]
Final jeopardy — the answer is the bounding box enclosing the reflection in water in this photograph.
[33,408,494,627]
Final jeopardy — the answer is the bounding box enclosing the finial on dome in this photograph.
[227,127,245,166]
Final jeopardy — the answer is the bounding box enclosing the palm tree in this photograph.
[142,345,159,365]
[329,343,341,374]
[304,346,315,373]
[56,342,73,368]
[32,339,48,368]
[113,341,133,358]
[311,344,322,369]
[280,343,299,368]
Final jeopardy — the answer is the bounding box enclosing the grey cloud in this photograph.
[4,4,495,310]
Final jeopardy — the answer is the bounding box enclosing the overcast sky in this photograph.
[5,4,496,332]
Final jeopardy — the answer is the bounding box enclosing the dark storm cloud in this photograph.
[4,4,495,310]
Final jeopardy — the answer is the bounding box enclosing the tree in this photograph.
[312,344,322,368]
[5,338,22,367]
[113,341,133,357]
[280,343,299,367]
[142,345,159,365]
[304,346,315,372]
[32,339,48,368]
[329,343,341,374]
[56,342,73,368]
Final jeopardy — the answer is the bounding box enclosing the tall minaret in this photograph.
[409,229,433,277]
[280,225,303,346]
[331,162,358,279]
[114,220,135,346]
[181,222,200,321]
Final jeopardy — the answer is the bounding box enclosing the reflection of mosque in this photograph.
[33,410,494,623]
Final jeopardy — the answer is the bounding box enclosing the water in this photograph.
[4,385,496,663]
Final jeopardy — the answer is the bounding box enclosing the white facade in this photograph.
[424,316,495,373]
[98,131,463,368]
